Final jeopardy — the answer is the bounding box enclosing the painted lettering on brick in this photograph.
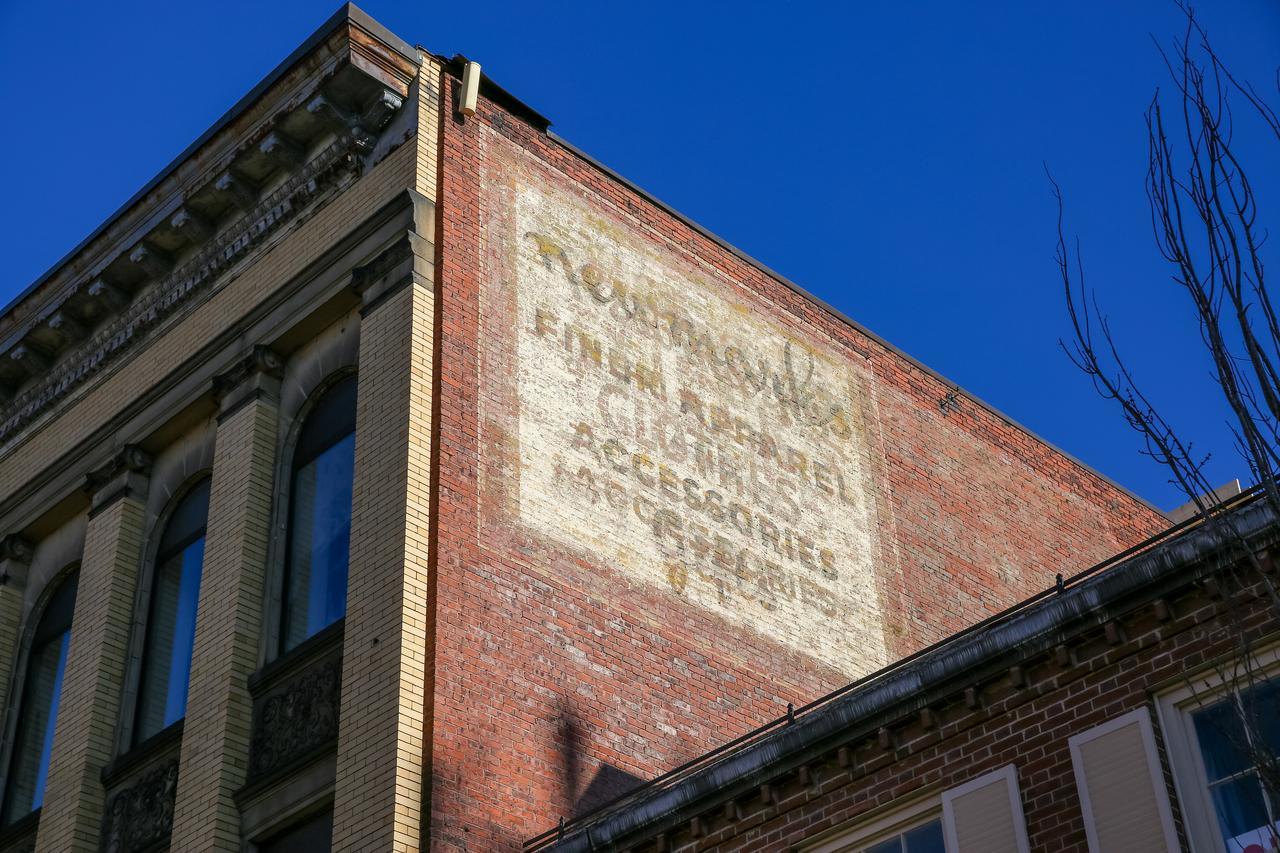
[482,154,888,675]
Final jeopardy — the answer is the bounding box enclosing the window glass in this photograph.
[134,478,209,742]
[259,807,333,853]
[282,376,356,652]
[1190,676,1280,851]
[2,572,77,824]
[861,818,945,853]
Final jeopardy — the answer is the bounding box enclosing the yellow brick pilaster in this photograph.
[35,447,151,853]
[331,213,435,852]
[169,347,283,852]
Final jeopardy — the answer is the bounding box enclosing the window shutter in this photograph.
[1068,708,1179,853]
[941,764,1030,853]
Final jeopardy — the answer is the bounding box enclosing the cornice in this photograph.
[0,33,413,448]
[0,6,417,337]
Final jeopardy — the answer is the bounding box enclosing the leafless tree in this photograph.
[1050,5,1280,846]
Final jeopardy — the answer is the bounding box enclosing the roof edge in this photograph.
[0,3,417,324]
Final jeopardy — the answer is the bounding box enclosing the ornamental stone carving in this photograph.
[0,137,366,448]
[99,758,179,853]
[248,657,342,780]
[0,54,408,447]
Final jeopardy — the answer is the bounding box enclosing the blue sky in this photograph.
[1,1,1277,511]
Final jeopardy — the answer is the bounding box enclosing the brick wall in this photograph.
[642,560,1280,852]
[427,74,1169,849]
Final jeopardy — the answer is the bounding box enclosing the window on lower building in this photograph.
[802,766,1030,853]
[1068,707,1179,851]
[1,570,78,824]
[801,792,944,853]
[862,818,945,853]
[1158,651,1280,852]
[134,477,210,742]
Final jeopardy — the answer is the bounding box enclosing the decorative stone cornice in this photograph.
[0,17,415,448]
[0,134,366,447]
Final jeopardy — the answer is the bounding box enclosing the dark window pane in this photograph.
[135,480,208,742]
[3,572,77,825]
[1193,697,1252,781]
[294,376,357,467]
[1239,677,1280,761]
[865,839,902,853]
[1208,773,1272,848]
[135,537,204,740]
[157,478,211,559]
[904,819,946,853]
[282,378,356,653]
[284,434,354,649]
[259,808,333,853]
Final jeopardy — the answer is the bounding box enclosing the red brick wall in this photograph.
[429,71,1168,849]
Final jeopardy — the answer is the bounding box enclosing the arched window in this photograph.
[2,570,77,824]
[282,375,357,653]
[134,477,210,743]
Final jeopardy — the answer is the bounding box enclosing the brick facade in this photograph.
[538,498,1280,853]
[170,357,281,852]
[426,48,1165,850]
[0,8,1173,853]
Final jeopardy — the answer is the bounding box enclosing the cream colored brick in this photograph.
[169,394,280,851]
[35,493,146,853]
[331,277,435,853]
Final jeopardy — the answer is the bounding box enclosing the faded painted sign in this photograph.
[480,135,887,674]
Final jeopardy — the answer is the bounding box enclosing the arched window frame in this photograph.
[0,562,79,826]
[262,367,358,664]
[115,472,212,754]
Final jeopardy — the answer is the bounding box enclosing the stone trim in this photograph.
[242,620,344,793]
[351,191,435,317]
[84,447,153,516]
[0,535,33,587]
[0,137,364,448]
[212,346,285,423]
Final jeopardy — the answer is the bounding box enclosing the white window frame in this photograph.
[1154,642,1280,853]
[801,790,943,853]
[1068,707,1179,852]
[940,764,1031,853]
